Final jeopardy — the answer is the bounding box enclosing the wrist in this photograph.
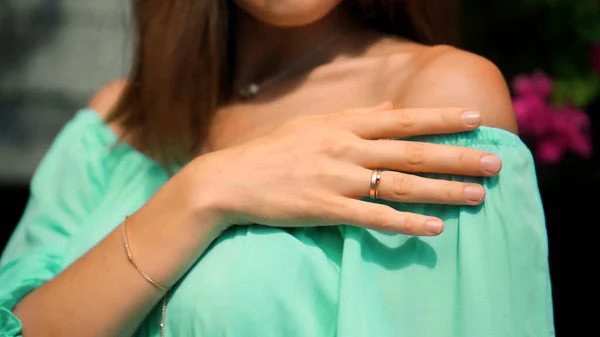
[189,189,232,236]
[185,156,236,234]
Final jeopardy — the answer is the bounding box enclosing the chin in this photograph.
[234,0,342,27]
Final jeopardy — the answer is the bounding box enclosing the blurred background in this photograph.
[1,0,598,334]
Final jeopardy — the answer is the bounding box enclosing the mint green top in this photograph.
[0,109,554,336]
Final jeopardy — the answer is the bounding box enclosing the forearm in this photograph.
[12,185,225,337]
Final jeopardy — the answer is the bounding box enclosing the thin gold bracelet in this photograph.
[121,216,172,291]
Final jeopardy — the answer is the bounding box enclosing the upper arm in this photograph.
[0,108,111,333]
[393,46,519,134]
[0,82,124,267]
[1,118,109,266]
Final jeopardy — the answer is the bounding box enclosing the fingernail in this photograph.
[464,185,484,203]
[461,111,481,126]
[480,154,502,173]
[425,219,444,235]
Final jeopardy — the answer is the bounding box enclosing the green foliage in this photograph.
[571,0,600,42]
[527,0,600,43]
[462,0,600,109]
[553,74,600,108]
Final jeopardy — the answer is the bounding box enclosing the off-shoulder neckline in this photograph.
[78,108,162,167]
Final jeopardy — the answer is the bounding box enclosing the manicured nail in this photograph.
[425,219,444,235]
[464,185,484,203]
[480,154,502,173]
[461,111,481,126]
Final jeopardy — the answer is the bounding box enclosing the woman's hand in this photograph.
[189,103,502,236]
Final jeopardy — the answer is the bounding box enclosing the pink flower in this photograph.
[513,95,552,136]
[530,106,593,162]
[537,139,564,164]
[553,107,592,158]
[561,106,591,129]
[511,71,593,164]
[512,71,553,98]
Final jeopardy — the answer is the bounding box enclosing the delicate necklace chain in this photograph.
[160,292,168,337]
[238,30,341,99]
[159,29,340,336]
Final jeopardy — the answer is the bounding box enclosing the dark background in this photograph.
[1,0,597,335]
[461,1,599,334]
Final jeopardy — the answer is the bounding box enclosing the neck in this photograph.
[233,5,364,88]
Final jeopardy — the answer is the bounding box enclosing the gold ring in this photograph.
[369,169,382,199]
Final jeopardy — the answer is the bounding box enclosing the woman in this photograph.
[0,0,553,336]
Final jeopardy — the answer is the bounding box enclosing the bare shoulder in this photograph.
[87,78,128,135]
[388,45,518,134]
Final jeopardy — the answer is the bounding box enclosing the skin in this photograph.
[13,1,517,336]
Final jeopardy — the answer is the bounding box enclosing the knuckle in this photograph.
[400,215,418,234]
[363,212,387,228]
[392,174,413,197]
[458,150,468,166]
[318,197,344,220]
[306,158,332,180]
[394,109,414,128]
[305,158,346,185]
[441,109,457,126]
[377,221,396,233]
[405,143,426,165]
[444,184,464,201]
[321,138,358,159]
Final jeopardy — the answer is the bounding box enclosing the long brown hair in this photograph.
[109,0,460,166]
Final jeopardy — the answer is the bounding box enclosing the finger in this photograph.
[343,166,486,205]
[379,170,485,205]
[340,107,481,139]
[331,197,444,236]
[356,139,502,176]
